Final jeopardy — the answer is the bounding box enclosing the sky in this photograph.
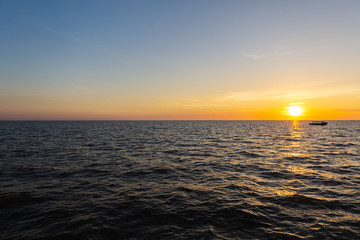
[1,0,359,120]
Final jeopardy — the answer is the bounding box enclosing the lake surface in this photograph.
[1,121,360,239]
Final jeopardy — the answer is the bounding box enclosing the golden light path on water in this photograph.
[273,120,344,201]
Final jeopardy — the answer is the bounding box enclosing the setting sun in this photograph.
[286,106,304,117]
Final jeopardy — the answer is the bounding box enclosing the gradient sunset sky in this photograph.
[1,0,359,120]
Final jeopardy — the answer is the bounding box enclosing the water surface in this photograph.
[1,121,360,239]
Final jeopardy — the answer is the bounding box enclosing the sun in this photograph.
[286,106,304,117]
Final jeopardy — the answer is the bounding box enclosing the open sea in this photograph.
[1,120,360,239]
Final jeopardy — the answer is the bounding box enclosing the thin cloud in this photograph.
[71,86,97,95]
[34,23,120,59]
[35,23,83,44]
[242,51,294,60]
[159,87,360,109]
[338,109,360,112]
[222,88,360,102]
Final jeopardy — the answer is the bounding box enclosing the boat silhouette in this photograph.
[309,121,328,125]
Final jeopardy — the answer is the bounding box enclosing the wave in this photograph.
[1,121,360,239]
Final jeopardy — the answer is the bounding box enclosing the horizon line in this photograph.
[1,119,358,121]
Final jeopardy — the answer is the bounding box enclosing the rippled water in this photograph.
[1,121,360,239]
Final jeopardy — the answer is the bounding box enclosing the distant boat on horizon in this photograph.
[309,121,328,125]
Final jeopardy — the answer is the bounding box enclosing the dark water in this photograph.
[1,121,360,239]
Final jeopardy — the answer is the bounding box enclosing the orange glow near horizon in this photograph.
[1,93,359,120]
[1,104,359,121]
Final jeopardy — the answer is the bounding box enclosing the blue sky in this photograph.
[1,0,360,119]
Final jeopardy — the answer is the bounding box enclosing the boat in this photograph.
[309,121,328,125]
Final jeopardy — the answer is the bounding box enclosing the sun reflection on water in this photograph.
[287,165,314,175]
[275,189,296,196]
[281,120,310,159]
